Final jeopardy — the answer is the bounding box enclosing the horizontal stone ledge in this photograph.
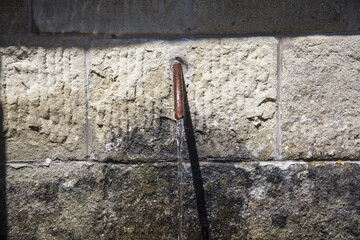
[4,159,360,167]
[30,0,353,36]
[1,161,359,239]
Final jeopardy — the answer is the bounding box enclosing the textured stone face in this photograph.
[4,161,359,239]
[0,0,27,33]
[187,38,277,160]
[182,162,360,239]
[103,163,178,239]
[281,36,360,160]
[89,37,277,161]
[5,162,178,239]
[194,0,348,34]
[88,39,177,161]
[6,163,105,240]
[0,37,86,161]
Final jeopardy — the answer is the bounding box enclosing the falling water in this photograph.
[177,119,184,240]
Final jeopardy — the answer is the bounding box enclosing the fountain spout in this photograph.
[173,62,184,120]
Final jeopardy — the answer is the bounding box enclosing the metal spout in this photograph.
[173,62,184,120]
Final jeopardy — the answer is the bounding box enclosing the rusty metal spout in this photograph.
[173,62,184,120]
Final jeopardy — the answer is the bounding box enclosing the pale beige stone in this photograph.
[281,36,360,160]
[0,37,86,161]
[89,37,277,161]
[88,39,176,161]
[187,38,277,160]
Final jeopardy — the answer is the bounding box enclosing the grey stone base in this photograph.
[1,161,359,239]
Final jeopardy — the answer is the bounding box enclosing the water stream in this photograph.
[177,119,184,240]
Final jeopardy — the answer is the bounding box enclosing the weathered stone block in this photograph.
[6,163,105,239]
[102,163,178,239]
[187,38,277,160]
[3,161,359,239]
[195,0,348,35]
[182,162,360,239]
[89,37,277,161]
[281,36,360,160]
[0,37,87,161]
[88,39,177,161]
[32,0,349,35]
[33,0,194,35]
[5,162,178,239]
[0,0,27,33]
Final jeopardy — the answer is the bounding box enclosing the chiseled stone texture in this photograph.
[89,39,177,161]
[194,0,348,35]
[33,0,194,35]
[0,0,27,33]
[187,38,277,160]
[281,36,360,160]
[5,162,178,239]
[89,37,277,161]
[0,37,86,161]
[183,162,360,240]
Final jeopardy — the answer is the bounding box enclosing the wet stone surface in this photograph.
[5,162,178,240]
[4,161,357,239]
[89,37,277,162]
[182,162,360,240]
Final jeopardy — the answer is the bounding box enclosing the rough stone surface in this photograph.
[281,36,360,160]
[89,38,277,161]
[0,37,87,161]
[183,162,360,239]
[3,161,359,239]
[31,0,350,35]
[4,162,178,239]
[33,0,194,35]
[194,0,348,35]
[0,0,27,33]
[187,38,277,160]
[89,39,177,161]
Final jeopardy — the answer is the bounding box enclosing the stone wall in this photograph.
[0,1,359,239]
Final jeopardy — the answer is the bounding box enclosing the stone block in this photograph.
[187,38,277,160]
[88,37,277,161]
[194,0,348,34]
[32,0,194,35]
[102,163,178,239]
[88,39,177,161]
[0,0,27,33]
[5,162,178,239]
[32,0,349,35]
[281,36,360,160]
[182,162,360,239]
[3,161,360,239]
[6,163,105,239]
[0,37,87,161]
